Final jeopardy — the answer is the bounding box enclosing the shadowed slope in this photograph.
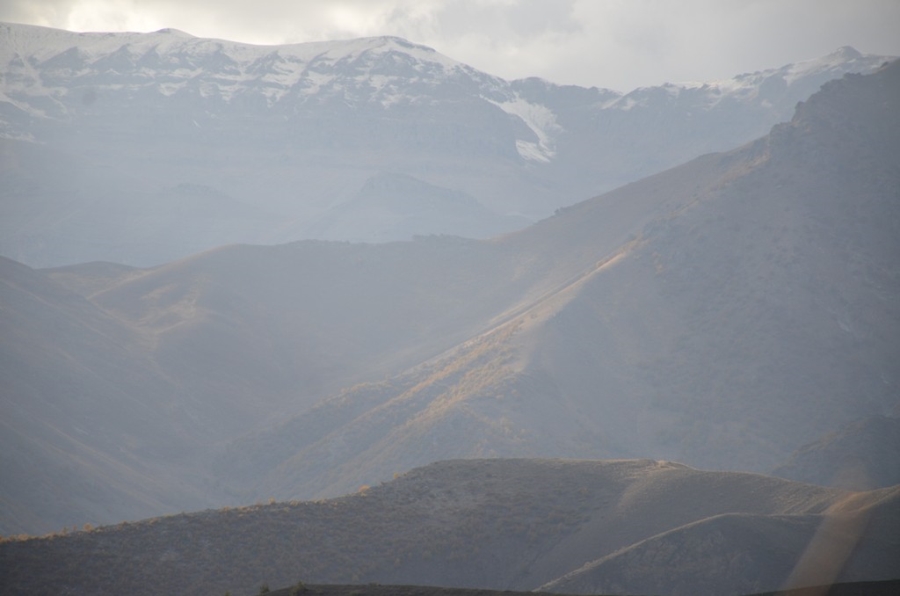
[0,257,215,534]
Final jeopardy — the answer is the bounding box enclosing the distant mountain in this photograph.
[2,459,898,596]
[0,21,892,266]
[772,416,900,490]
[298,172,531,242]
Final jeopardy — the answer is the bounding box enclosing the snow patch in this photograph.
[783,46,864,85]
[487,95,561,162]
[515,140,551,163]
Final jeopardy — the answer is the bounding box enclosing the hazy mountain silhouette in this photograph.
[299,172,531,242]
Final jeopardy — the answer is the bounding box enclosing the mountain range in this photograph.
[1,22,899,596]
[209,57,900,506]
[0,22,893,266]
[1,47,897,539]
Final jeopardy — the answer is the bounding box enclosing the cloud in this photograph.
[1,0,898,91]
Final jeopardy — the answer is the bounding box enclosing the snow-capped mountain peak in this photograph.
[0,21,895,260]
[1,22,515,121]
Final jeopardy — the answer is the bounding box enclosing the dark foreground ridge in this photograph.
[266,585,578,596]
[260,581,900,596]
[2,459,898,596]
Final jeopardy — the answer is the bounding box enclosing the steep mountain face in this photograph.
[0,22,892,266]
[213,60,900,503]
[1,459,897,596]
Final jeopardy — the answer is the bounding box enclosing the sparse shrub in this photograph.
[258,583,270,594]
[289,580,306,595]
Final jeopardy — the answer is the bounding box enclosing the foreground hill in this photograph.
[2,459,898,596]
[265,582,900,596]
[0,21,892,266]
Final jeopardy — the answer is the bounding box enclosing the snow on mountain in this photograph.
[0,22,518,139]
[2,22,888,161]
[0,21,894,267]
[486,95,562,162]
[607,46,888,113]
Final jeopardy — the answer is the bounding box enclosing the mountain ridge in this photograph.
[1,21,894,266]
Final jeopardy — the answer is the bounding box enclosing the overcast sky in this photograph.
[3,0,899,91]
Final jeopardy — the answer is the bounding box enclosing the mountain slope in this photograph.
[300,172,531,242]
[0,257,219,534]
[772,416,900,490]
[214,60,900,503]
[1,459,896,596]
[0,22,892,266]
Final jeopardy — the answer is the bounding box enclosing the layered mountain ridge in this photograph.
[2,57,897,539]
[213,59,900,503]
[0,22,893,265]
